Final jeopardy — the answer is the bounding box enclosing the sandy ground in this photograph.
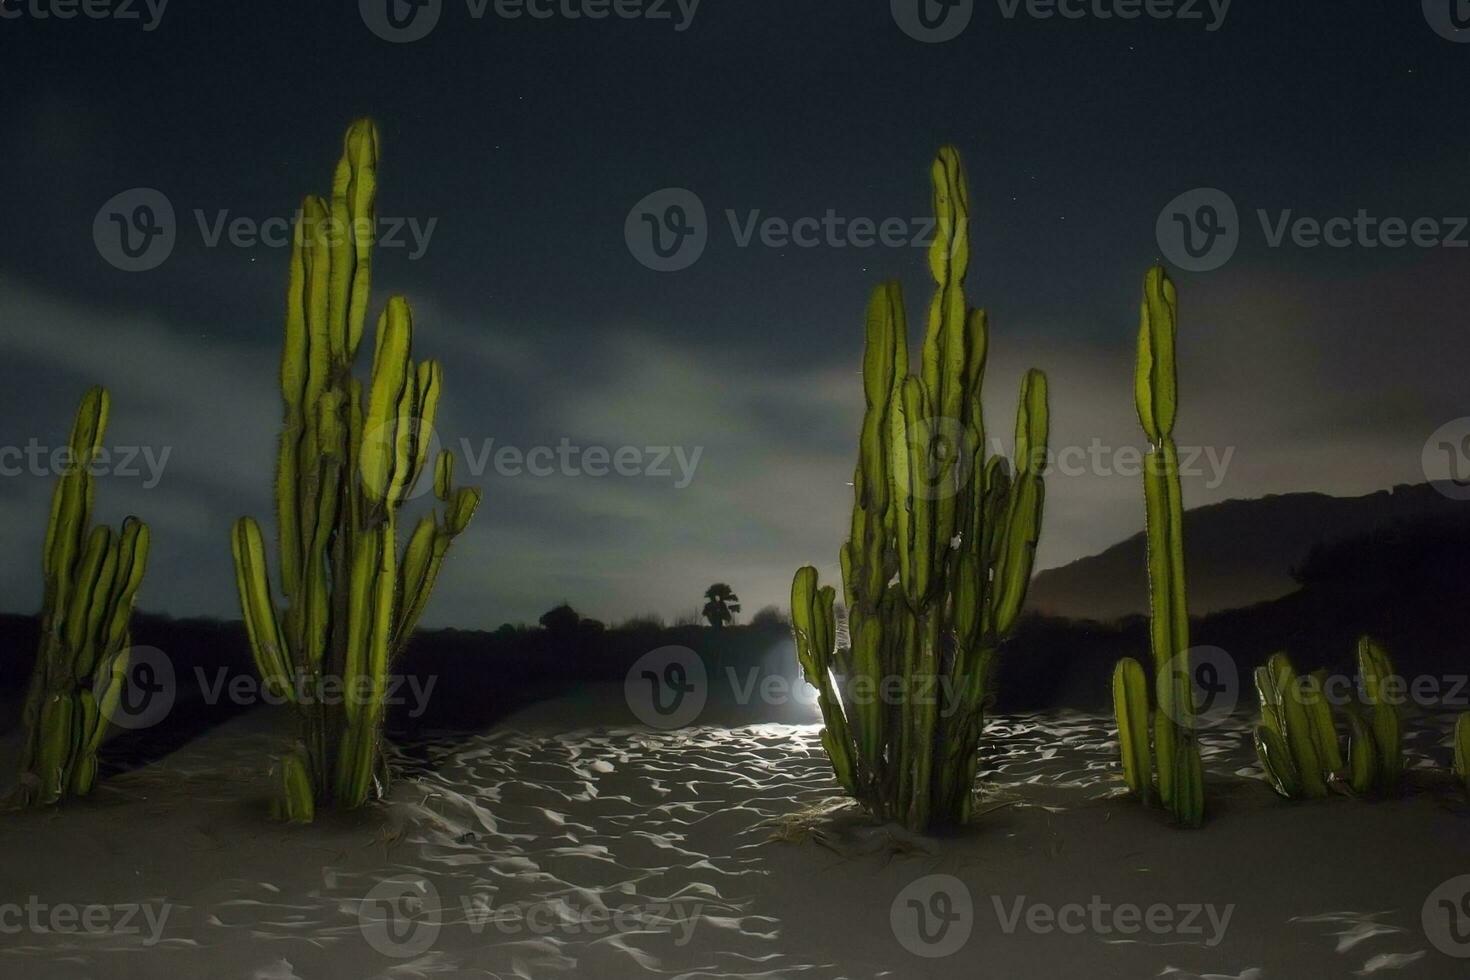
[2,690,1469,980]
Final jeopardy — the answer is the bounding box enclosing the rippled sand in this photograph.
[2,695,1468,979]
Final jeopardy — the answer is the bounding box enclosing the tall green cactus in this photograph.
[1112,265,1205,827]
[14,387,151,807]
[1252,641,1404,800]
[790,147,1049,833]
[230,119,481,821]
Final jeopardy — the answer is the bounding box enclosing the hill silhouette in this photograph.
[1028,483,1470,619]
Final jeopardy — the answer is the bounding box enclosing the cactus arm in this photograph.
[43,386,109,625]
[1254,725,1301,799]
[1345,711,1379,796]
[273,750,316,823]
[1357,637,1403,794]
[359,298,414,507]
[231,518,293,700]
[990,370,1048,636]
[1267,653,1328,798]
[1113,657,1154,804]
[342,118,379,359]
[1302,669,1345,776]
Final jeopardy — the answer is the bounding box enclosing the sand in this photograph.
[2,690,1468,979]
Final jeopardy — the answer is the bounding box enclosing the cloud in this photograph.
[1,260,1460,628]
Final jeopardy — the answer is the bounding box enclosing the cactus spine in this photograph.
[14,388,151,806]
[230,119,481,821]
[1112,265,1205,827]
[1252,640,1404,800]
[790,147,1049,833]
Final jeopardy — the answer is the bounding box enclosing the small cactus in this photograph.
[1251,641,1404,801]
[14,388,151,806]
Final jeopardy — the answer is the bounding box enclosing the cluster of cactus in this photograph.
[1252,640,1404,799]
[1112,266,1205,828]
[230,119,481,822]
[14,388,151,806]
[790,147,1049,833]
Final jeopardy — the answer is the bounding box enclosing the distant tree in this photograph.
[701,583,741,629]
[749,604,789,629]
[539,602,582,634]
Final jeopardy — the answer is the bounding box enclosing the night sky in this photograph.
[3,2,1468,627]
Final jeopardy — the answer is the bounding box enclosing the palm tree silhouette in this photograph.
[701,583,741,629]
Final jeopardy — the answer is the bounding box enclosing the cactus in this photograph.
[789,147,1049,833]
[1110,265,1205,828]
[1251,641,1404,800]
[14,388,151,807]
[230,119,481,820]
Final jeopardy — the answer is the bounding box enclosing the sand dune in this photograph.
[2,693,1468,979]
